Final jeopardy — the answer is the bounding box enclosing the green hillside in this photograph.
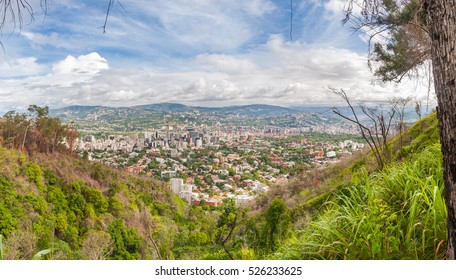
[0,147,178,259]
[270,113,446,259]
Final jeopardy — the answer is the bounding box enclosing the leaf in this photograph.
[371,242,381,257]
[33,249,51,260]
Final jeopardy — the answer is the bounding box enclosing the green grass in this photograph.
[272,143,446,259]
[0,234,3,260]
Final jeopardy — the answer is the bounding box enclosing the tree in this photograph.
[107,219,142,260]
[0,111,29,150]
[389,96,413,150]
[331,88,395,169]
[415,100,422,121]
[215,198,241,260]
[0,1,115,36]
[262,197,290,252]
[0,105,78,155]
[343,0,431,82]
[343,0,456,259]
[80,230,112,260]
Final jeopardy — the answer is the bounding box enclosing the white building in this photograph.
[326,151,337,158]
[195,138,203,148]
[179,184,194,205]
[170,178,183,194]
[235,195,254,205]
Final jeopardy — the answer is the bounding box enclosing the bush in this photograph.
[108,219,142,260]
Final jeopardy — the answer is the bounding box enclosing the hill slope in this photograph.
[270,113,446,259]
[0,147,219,259]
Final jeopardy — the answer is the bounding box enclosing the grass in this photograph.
[272,143,446,260]
[32,249,51,260]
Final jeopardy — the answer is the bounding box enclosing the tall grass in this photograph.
[273,143,446,259]
[0,234,3,260]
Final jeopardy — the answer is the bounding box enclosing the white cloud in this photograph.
[0,57,47,77]
[103,90,148,102]
[324,0,347,15]
[242,0,277,16]
[52,53,109,76]
[111,0,276,54]
[22,32,60,47]
[0,23,435,112]
[194,54,259,75]
[323,0,363,17]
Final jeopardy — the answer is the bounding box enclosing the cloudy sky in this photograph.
[0,0,433,112]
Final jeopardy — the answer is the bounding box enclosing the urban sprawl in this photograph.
[78,120,364,207]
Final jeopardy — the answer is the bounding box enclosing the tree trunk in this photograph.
[425,0,456,259]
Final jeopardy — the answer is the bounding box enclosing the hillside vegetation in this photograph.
[0,112,444,260]
[271,113,446,259]
[0,146,177,259]
[0,139,291,260]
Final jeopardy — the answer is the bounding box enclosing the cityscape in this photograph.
[74,104,365,206]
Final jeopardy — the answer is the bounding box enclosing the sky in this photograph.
[0,0,434,112]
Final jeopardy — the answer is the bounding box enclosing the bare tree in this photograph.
[389,96,413,150]
[80,230,113,260]
[0,1,116,36]
[330,87,395,169]
[361,103,396,161]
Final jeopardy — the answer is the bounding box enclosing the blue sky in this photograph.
[0,0,433,112]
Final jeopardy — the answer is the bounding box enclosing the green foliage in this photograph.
[263,197,290,252]
[91,164,105,180]
[188,231,209,246]
[108,219,142,260]
[109,196,125,217]
[369,0,429,82]
[24,162,44,188]
[273,144,446,260]
[82,185,108,214]
[0,142,179,259]
[33,218,54,250]
[0,180,20,237]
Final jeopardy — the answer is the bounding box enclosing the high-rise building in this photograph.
[195,138,203,148]
[180,184,194,205]
[170,178,183,195]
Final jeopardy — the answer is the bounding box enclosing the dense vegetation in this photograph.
[271,113,446,259]
[272,143,445,259]
[0,112,445,259]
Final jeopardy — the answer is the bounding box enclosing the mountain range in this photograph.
[50,103,302,118]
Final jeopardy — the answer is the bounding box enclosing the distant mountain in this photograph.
[47,102,427,132]
[50,105,103,118]
[135,103,195,113]
[195,104,298,116]
[50,103,302,118]
[289,106,334,114]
